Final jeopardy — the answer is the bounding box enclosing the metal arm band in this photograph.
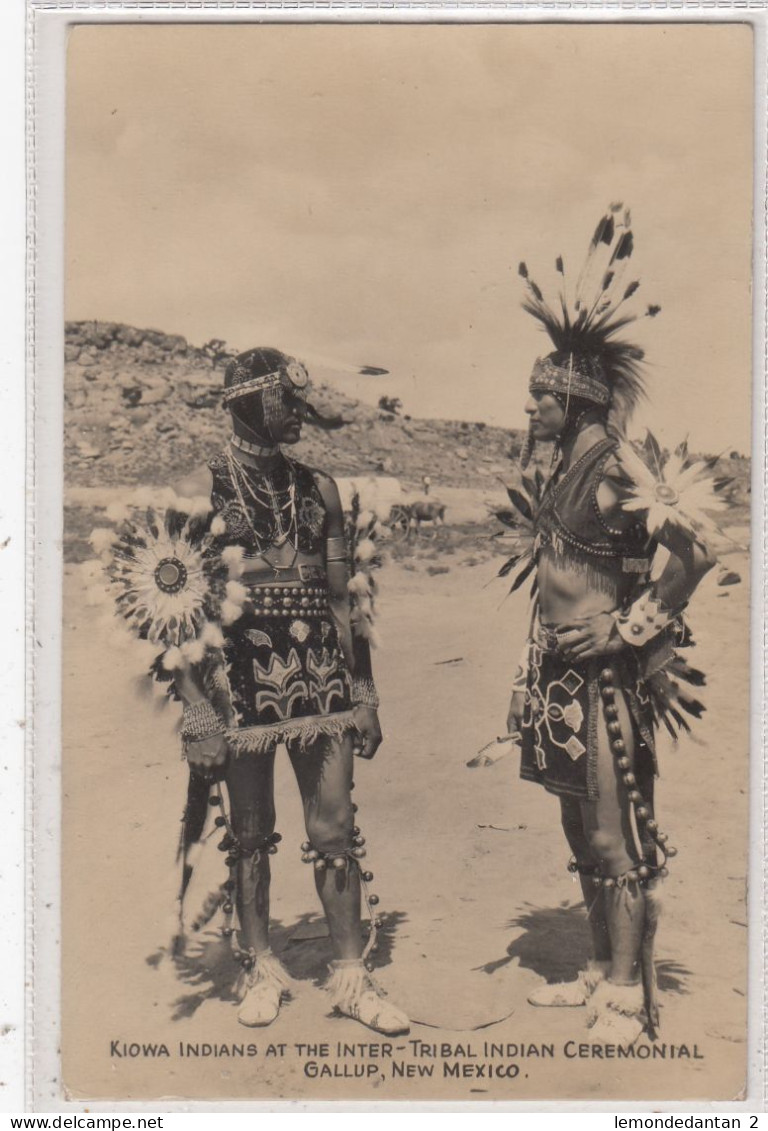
[613,590,673,647]
[181,700,226,742]
[351,678,380,709]
[326,535,347,563]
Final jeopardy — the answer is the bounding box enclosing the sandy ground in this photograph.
[61,541,750,1104]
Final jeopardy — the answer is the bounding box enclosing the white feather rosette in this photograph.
[616,433,730,542]
[89,489,246,674]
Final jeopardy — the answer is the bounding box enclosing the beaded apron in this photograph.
[519,641,655,801]
[206,452,355,753]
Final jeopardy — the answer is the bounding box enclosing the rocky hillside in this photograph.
[64,321,523,489]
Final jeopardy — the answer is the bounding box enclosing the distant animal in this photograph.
[408,500,446,534]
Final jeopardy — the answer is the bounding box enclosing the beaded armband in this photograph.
[181,700,226,742]
[613,590,673,648]
[326,535,347,563]
[351,678,380,709]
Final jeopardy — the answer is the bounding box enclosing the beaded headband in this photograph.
[528,356,610,408]
[222,360,311,406]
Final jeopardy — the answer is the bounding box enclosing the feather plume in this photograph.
[519,203,658,435]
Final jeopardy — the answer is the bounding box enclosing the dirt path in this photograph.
[61,548,749,1103]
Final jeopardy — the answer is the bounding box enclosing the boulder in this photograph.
[137,340,162,364]
[115,325,146,347]
[81,321,117,349]
[160,334,188,353]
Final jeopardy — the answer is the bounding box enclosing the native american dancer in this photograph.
[93,347,408,1035]
[502,207,729,1045]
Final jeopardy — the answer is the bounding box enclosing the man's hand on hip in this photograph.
[557,612,624,660]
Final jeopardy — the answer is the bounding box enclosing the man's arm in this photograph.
[598,453,717,606]
[610,521,716,649]
[314,471,382,758]
[563,456,717,659]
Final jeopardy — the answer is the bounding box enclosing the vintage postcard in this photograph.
[40,16,758,1105]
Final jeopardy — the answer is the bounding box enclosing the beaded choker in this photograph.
[230,432,279,459]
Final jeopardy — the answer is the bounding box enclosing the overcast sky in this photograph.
[66,23,753,452]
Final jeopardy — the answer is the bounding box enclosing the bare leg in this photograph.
[288,731,362,960]
[225,750,277,955]
[559,796,611,963]
[581,687,644,985]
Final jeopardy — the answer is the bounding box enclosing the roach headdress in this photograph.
[519,204,660,465]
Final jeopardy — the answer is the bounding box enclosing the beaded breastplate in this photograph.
[536,438,651,577]
[208,451,327,557]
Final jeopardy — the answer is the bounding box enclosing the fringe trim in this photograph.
[545,542,622,596]
[235,950,294,1002]
[325,959,383,1012]
[587,980,646,1027]
[227,711,357,754]
[581,959,611,996]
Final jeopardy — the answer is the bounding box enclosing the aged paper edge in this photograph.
[21,1,768,1114]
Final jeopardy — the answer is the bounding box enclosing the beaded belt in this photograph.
[240,561,326,584]
[535,624,572,655]
[245,583,330,619]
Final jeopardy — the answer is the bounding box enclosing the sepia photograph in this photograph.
[57,21,753,1103]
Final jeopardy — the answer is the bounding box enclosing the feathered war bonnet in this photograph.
[518,204,661,467]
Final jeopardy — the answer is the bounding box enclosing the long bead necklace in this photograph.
[225,449,299,568]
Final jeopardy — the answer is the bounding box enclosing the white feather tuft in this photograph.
[89,527,116,554]
[221,600,242,626]
[221,545,245,577]
[200,621,225,648]
[355,539,376,564]
[225,580,248,603]
[187,494,213,518]
[162,646,186,670]
[181,638,206,664]
[210,515,227,536]
[347,573,371,597]
[185,842,204,870]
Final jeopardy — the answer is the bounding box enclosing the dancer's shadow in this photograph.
[477,901,691,995]
[149,909,408,1021]
[281,909,407,982]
